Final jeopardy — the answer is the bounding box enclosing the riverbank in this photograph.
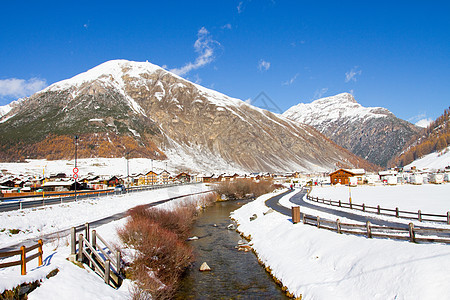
[231,189,450,299]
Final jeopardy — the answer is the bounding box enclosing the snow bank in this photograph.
[0,185,212,298]
[231,190,450,299]
[309,184,450,215]
[0,184,210,249]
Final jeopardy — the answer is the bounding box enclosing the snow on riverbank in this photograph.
[0,184,211,298]
[231,189,450,299]
[0,184,210,248]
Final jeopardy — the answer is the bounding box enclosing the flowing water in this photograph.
[175,200,289,299]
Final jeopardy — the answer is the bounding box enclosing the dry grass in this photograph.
[215,178,279,200]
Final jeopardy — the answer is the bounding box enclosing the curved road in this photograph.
[0,190,212,252]
[265,188,444,230]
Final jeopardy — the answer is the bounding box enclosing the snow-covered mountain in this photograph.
[0,60,376,173]
[283,93,421,167]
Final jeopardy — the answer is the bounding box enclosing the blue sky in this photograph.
[0,1,449,125]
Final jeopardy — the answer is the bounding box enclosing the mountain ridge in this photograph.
[0,59,378,173]
[283,93,421,167]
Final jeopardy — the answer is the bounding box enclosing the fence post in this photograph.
[447,212,450,225]
[116,251,121,272]
[362,203,365,212]
[395,207,399,218]
[377,205,381,214]
[38,239,43,266]
[19,201,22,210]
[302,213,305,224]
[104,260,111,284]
[78,234,84,262]
[338,200,341,207]
[418,210,422,222]
[60,197,63,204]
[317,216,320,228]
[92,230,97,250]
[20,245,26,275]
[85,223,90,242]
[366,221,372,238]
[349,201,352,209]
[71,227,76,255]
[409,223,415,243]
[292,206,300,224]
[336,219,341,234]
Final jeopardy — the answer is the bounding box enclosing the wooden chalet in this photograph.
[158,170,170,184]
[144,171,158,185]
[107,176,122,187]
[329,169,365,185]
[175,172,191,183]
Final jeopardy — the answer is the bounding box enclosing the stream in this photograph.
[175,199,289,299]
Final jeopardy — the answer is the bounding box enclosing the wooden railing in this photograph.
[292,207,450,244]
[0,240,43,275]
[306,194,450,224]
[70,223,122,288]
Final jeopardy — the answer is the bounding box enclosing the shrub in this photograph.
[214,178,278,199]
[118,193,217,299]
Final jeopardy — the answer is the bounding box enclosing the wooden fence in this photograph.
[0,240,43,275]
[306,194,450,224]
[292,207,450,244]
[71,223,122,288]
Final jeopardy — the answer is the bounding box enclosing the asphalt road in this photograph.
[265,188,443,230]
[0,190,212,252]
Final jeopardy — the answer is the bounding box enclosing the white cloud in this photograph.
[258,59,271,71]
[345,66,362,83]
[221,23,232,30]
[170,27,220,76]
[282,73,299,85]
[0,77,47,98]
[408,112,433,128]
[237,1,244,13]
[313,87,328,100]
[415,118,433,128]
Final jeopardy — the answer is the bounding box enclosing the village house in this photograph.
[144,171,158,185]
[175,172,191,183]
[158,170,170,184]
[329,169,366,185]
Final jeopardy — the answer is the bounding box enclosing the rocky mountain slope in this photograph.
[283,93,421,167]
[0,60,376,173]
[391,107,449,168]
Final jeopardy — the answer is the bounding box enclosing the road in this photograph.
[0,190,212,252]
[265,188,440,230]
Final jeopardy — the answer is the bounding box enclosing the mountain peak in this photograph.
[42,59,165,93]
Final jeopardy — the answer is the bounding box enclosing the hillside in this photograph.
[392,107,450,168]
[283,93,421,167]
[0,60,377,173]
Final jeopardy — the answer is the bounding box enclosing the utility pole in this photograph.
[151,159,154,185]
[74,135,79,201]
[126,152,130,189]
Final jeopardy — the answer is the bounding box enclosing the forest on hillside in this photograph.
[393,107,450,167]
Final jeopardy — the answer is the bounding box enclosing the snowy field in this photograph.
[0,184,211,298]
[0,184,210,249]
[232,189,450,299]
[308,184,450,215]
[0,156,245,178]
